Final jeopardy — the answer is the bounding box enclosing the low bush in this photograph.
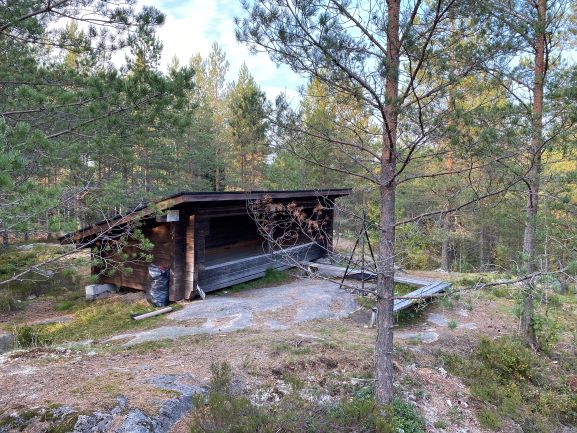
[491,286,510,298]
[437,337,577,432]
[478,408,501,430]
[532,314,562,353]
[476,337,535,380]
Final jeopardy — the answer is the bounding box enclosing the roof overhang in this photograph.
[61,189,352,245]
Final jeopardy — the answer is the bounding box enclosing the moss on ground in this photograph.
[11,297,175,347]
[45,413,80,433]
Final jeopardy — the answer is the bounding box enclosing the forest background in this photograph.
[2,1,576,280]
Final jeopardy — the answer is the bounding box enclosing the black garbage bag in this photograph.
[147,264,169,307]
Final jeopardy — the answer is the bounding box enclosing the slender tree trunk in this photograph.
[215,145,222,192]
[1,227,8,248]
[479,225,493,271]
[558,239,569,294]
[520,0,546,349]
[375,0,399,406]
[441,16,457,274]
[441,211,452,272]
[479,226,485,270]
[241,151,246,190]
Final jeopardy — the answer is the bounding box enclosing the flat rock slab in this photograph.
[396,331,439,344]
[0,332,13,354]
[107,279,357,346]
[427,313,477,329]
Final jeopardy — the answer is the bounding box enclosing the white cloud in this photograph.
[138,0,305,101]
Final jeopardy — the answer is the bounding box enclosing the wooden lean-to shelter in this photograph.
[62,189,351,301]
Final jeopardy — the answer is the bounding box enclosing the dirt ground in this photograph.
[0,274,520,433]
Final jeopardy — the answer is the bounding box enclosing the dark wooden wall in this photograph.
[94,198,335,301]
[98,223,174,292]
[205,214,260,249]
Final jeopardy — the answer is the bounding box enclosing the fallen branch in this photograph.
[131,307,173,321]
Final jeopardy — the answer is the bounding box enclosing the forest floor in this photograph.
[0,244,576,433]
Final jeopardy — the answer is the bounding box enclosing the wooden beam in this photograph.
[63,189,351,244]
[184,215,196,300]
[169,219,187,301]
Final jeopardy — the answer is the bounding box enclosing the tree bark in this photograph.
[441,211,452,272]
[558,239,569,294]
[375,0,400,406]
[520,0,546,349]
[215,146,222,192]
[479,225,493,271]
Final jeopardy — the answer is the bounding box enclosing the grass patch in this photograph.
[12,297,170,347]
[433,419,448,429]
[0,289,23,312]
[226,269,292,293]
[271,341,313,357]
[190,361,425,433]
[54,299,79,312]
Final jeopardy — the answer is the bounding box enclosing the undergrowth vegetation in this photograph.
[11,298,169,347]
[437,336,577,432]
[190,362,425,433]
[0,243,87,313]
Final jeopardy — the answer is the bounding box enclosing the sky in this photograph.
[137,0,305,102]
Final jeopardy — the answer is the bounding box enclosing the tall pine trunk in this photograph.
[1,225,8,248]
[520,0,546,348]
[375,0,399,406]
[479,225,492,271]
[215,146,222,192]
[441,210,452,272]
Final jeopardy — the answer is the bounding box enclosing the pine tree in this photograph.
[226,63,270,190]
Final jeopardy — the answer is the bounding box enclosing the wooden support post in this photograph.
[170,216,187,301]
[184,215,209,300]
[184,215,196,300]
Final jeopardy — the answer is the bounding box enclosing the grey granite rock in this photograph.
[73,412,112,433]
